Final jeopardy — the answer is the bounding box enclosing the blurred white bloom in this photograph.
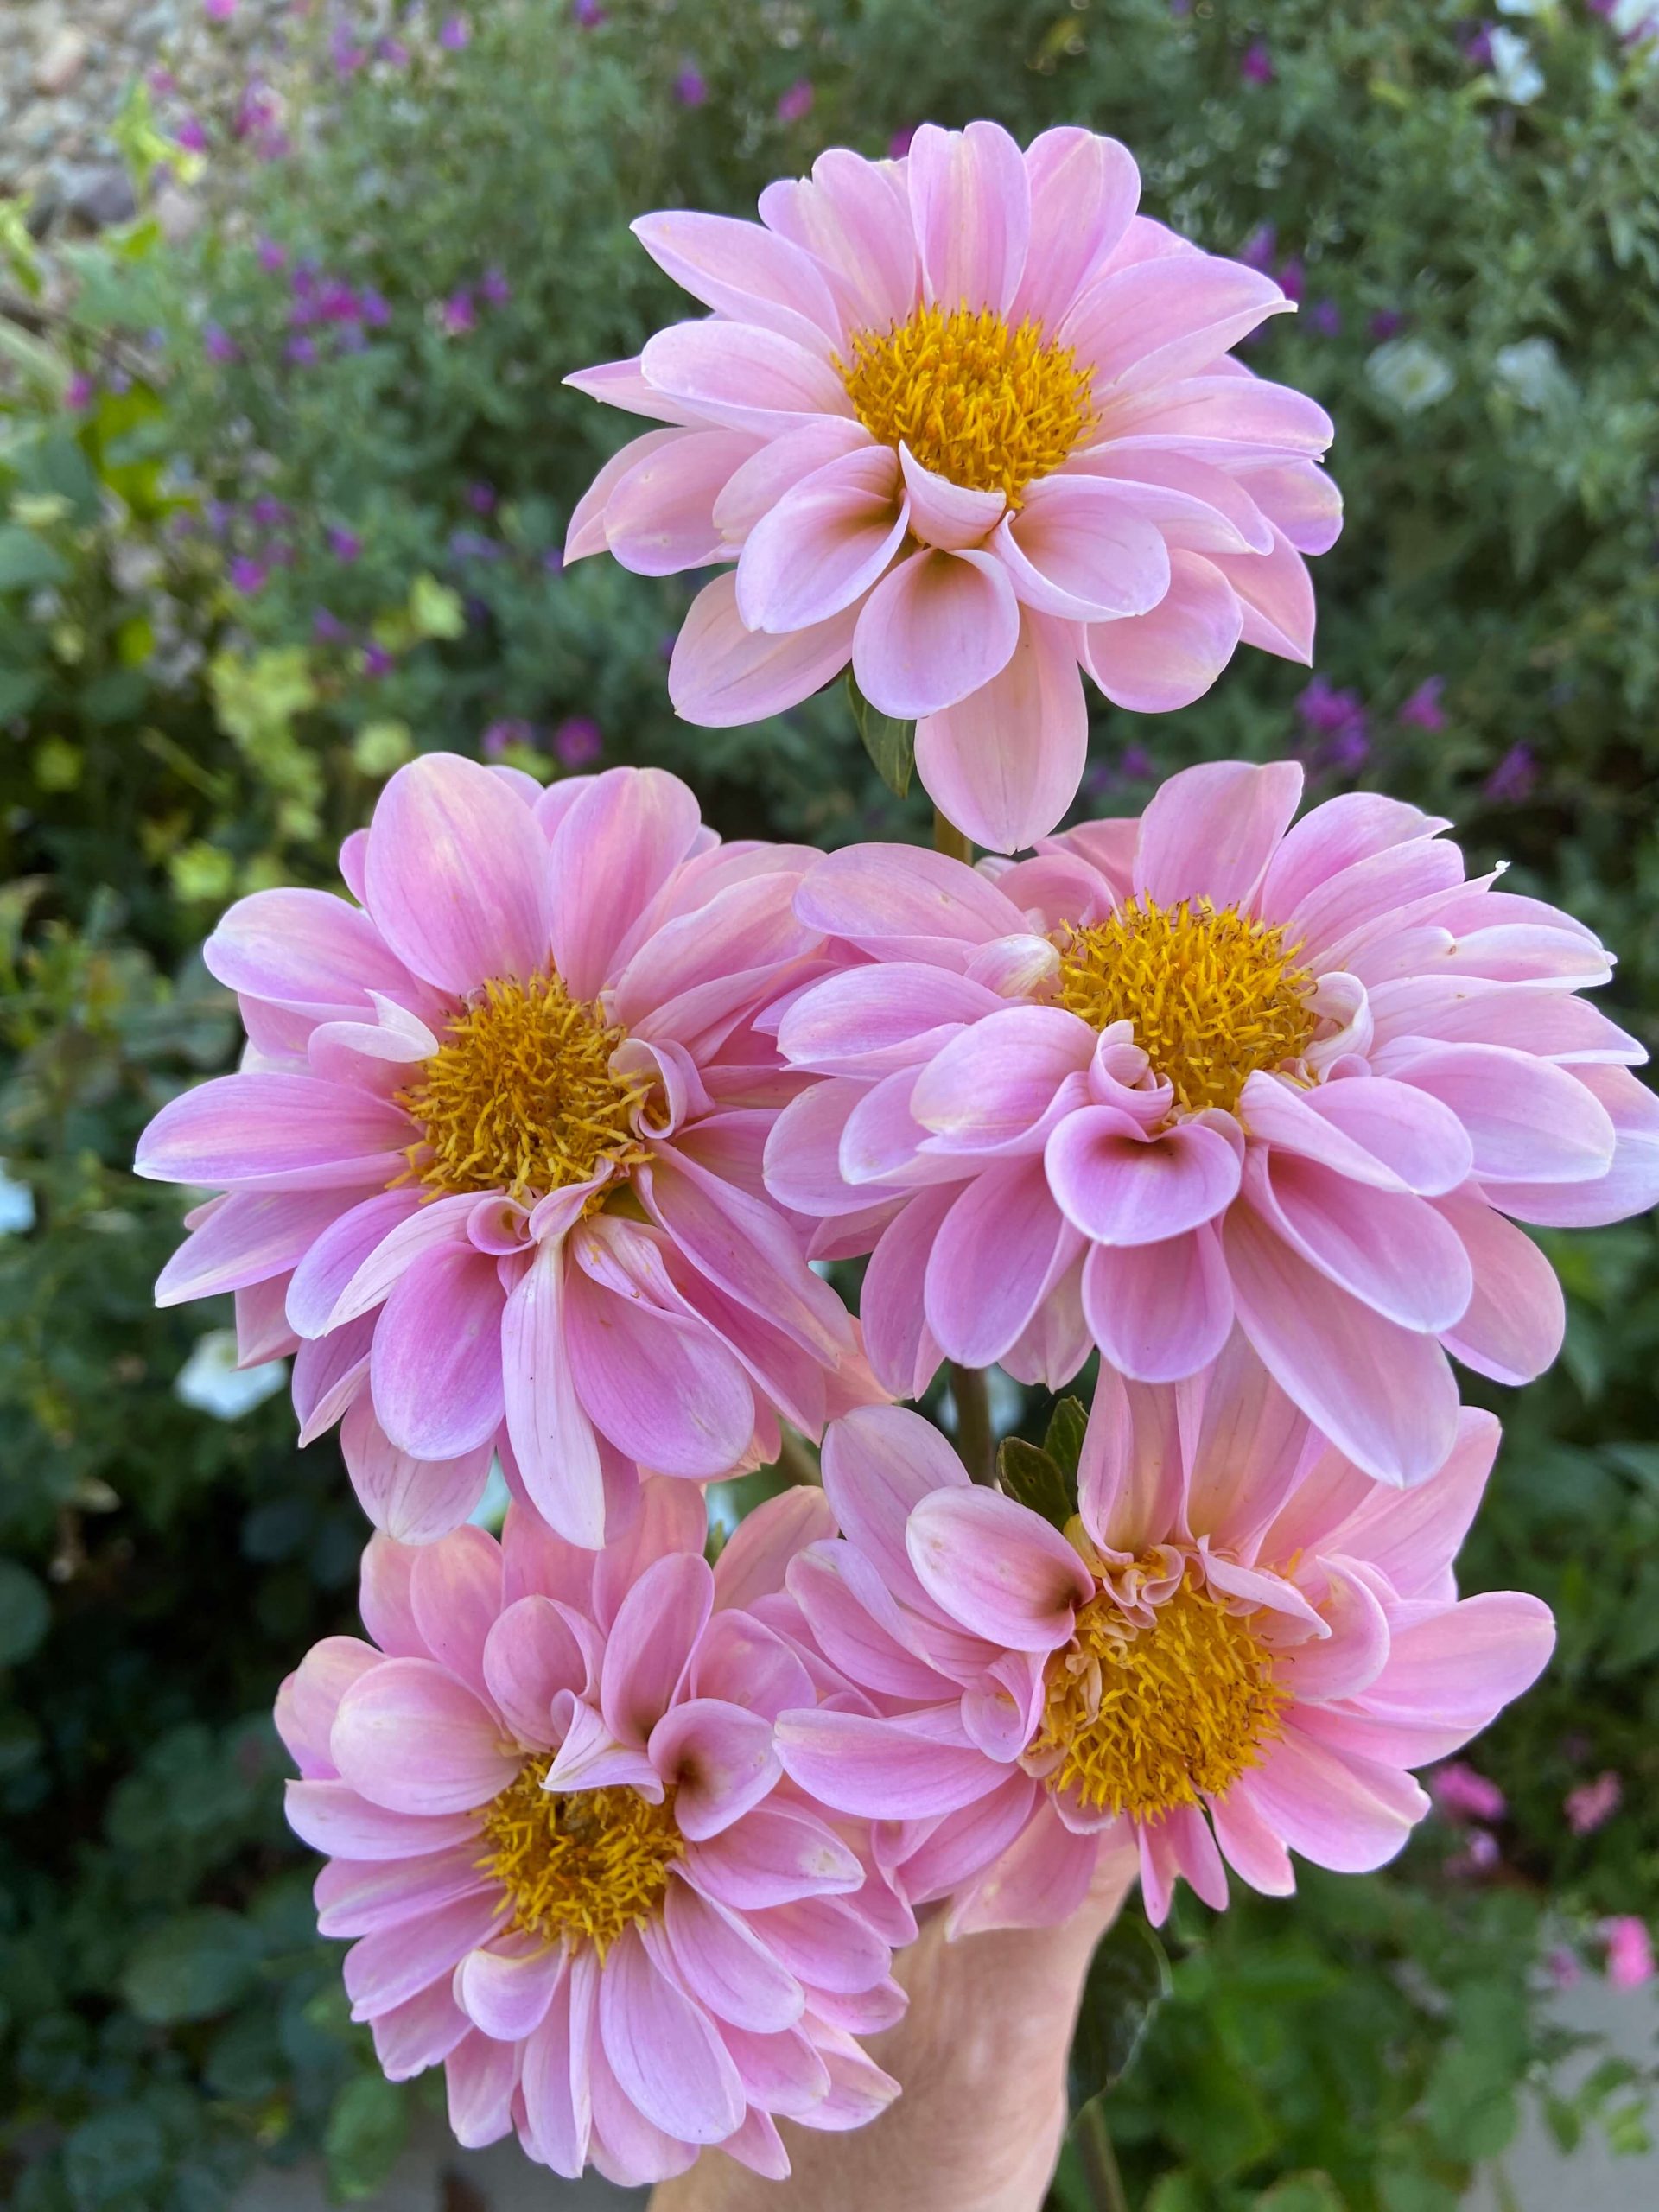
[0,1162,35,1236]
[1611,0,1659,37]
[175,1330,288,1420]
[1495,0,1550,15]
[1494,337,1573,410]
[1491,28,1546,102]
[1367,336,1456,415]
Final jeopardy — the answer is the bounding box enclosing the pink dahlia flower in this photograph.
[563,122,1339,851]
[766,759,1659,1484]
[137,754,876,1547]
[277,1484,906,2185]
[774,1351,1554,1929]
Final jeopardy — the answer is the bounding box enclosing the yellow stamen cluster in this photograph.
[477,1762,683,1959]
[1056,898,1317,1116]
[839,303,1096,505]
[395,969,650,1201]
[1034,1573,1287,1820]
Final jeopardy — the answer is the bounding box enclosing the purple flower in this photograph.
[542,548,565,576]
[480,267,512,307]
[335,326,368,356]
[175,115,209,154]
[1446,1828,1501,1879]
[448,529,501,563]
[553,715,603,768]
[251,497,289,527]
[1239,39,1274,85]
[1276,257,1306,305]
[440,10,472,45]
[313,608,352,644]
[1484,742,1537,804]
[1119,743,1155,781]
[360,289,391,329]
[206,500,233,537]
[149,67,177,95]
[482,717,534,759]
[317,281,360,322]
[204,323,239,365]
[1397,675,1447,733]
[234,83,280,140]
[64,373,95,413]
[673,67,708,108]
[1296,675,1367,740]
[229,556,268,594]
[257,236,288,273]
[362,644,394,677]
[286,335,319,366]
[331,29,368,74]
[327,526,363,563]
[1369,308,1406,341]
[1306,298,1341,339]
[889,124,918,159]
[441,291,476,336]
[571,0,605,22]
[1238,223,1277,272]
[1319,725,1370,778]
[1566,1770,1623,1836]
[776,78,815,124]
[1463,22,1496,69]
[205,0,237,19]
[467,482,498,515]
[378,36,410,67]
[1432,1762,1508,1824]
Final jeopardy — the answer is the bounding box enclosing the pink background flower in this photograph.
[563,121,1339,850]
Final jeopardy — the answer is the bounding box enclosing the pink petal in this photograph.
[925,1157,1079,1369]
[949,1800,1104,1936]
[482,1595,589,1750]
[600,1551,715,1745]
[1183,1330,1307,1550]
[370,1243,505,1461]
[761,148,917,333]
[1208,526,1316,664]
[787,1544,952,1700]
[632,209,843,350]
[1434,1187,1565,1387]
[690,1609,816,1720]
[564,1250,757,1478]
[820,1402,970,1590]
[1245,1153,1473,1334]
[302,1191,472,1337]
[1484,1061,1659,1229]
[522,1956,594,2176]
[1081,550,1244,714]
[601,427,760,575]
[370,1980,470,2080]
[339,1395,493,1544]
[1047,1114,1241,1246]
[409,1525,503,1704]
[995,475,1171,620]
[907,119,1030,317]
[640,320,852,435]
[650,1699,779,1841]
[135,1073,409,1192]
[861,1182,954,1401]
[1276,1559,1391,1703]
[455,1941,564,2044]
[205,887,418,1013]
[1241,1072,1472,1199]
[563,352,703,425]
[912,605,1090,852]
[276,1634,378,1777]
[906,1488,1092,1650]
[1082,1228,1235,1383]
[315,1844,490,1939]
[792,841,1027,963]
[331,1658,520,1815]
[734,446,906,632]
[363,753,550,996]
[566,427,695,563]
[1011,127,1140,327]
[1233,456,1344,555]
[669,571,858,727]
[778,962,1006,1078]
[742,1894,891,1993]
[1357,1591,1554,1734]
[545,764,703,999]
[1313,1406,1497,1599]
[597,1925,746,2145]
[155,1186,358,1306]
[909,1005,1095,1147]
[1394,1045,1617,1186]
[499,1240,607,1551]
[710,1487,836,1614]
[1238,1727,1427,1874]
[714,415,874,538]
[773,1706,996,1819]
[663,1881,804,2032]
[898,443,1006,552]
[1208,1786,1294,1897]
[343,1890,509,2020]
[852,549,1020,721]
[1066,255,1289,395]
[1071,448,1273,557]
[284,1779,477,1861]
[1133,757,1304,911]
[1077,1364,1186,1556]
[591,1474,707,1629]
[683,1802,865,1911]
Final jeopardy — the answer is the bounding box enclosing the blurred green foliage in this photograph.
[2,0,1657,2205]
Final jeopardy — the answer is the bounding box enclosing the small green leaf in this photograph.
[1255,2175,1348,2212]
[119,1907,262,2024]
[0,524,70,593]
[997,1436,1075,1531]
[324,2073,410,2202]
[1068,1910,1172,2112]
[1044,1395,1090,1484]
[0,1560,50,1666]
[846,671,914,798]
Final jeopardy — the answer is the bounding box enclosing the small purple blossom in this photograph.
[1369,308,1406,342]
[313,608,353,644]
[331,29,368,74]
[257,236,288,273]
[204,323,239,365]
[482,717,535,759]
[448,529,502,563]
[1275,258,1306,305]
[327,526,363,563]
[571,0,605,22]
[1397,675,1447,733]
[1484,742,1538,804]
[440,10,472,44]
[542,548,565,576]
[441,291,476,336]
[317,280,361,323]
[674,67,708,107]
[251,497,289,527]
[286,335,319,366]
[480,267,512,307]
[1446,1828,1501,1879]
[229,556,269,595]
[335,327,368,356]
[467,481,498,515]
[1432,1762,1508,1824]
[1238,224,1277,273]
[205,0,237,19]
[553,715,603,768]
[234,82,280,140]
[1463,22,1496,68]
[64,372,95,413]
[1239,39,1274,85]
[175,115,209,154]
[1566,1770,1623,1836]
[1308,298,1343,339]
[149,67,177,95]
[206,500,233,537]
[1296,675,1368,741]
[360,289,391,329]
[776,78,815,123]
[378,36,410,67]
[362,644,394,677]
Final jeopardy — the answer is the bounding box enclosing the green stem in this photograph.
[932,805,973,865]
[1075,2097,1131,2212]
[950,1360,996,1487]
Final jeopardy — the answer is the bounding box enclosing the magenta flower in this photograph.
[1398,675,1447,733]
[481,267,512,308]
[563,121,1339,851]
[279,1492,904,2182]
[1484,742,1537,804]
[175,115,209,154]
[441,13,473,48]
[1240,40,1275,85]
[362,642,395,677]
[1430,1761,1507,1823]
[137,757,875,1547]
[257,237,288,273]
[1566,1769,1622,1835]
[776,79,815,124]
[551,716,603,769]
[775,1356,1553,1927]
[673,67,708,108]
[65,373,96,412]
[327,525,363,563]
[766,759,1659,1485]
[1308,300,1342,339]
[228,556,269,594]
[442,291,477,336]
[1603,1916,1656,1989]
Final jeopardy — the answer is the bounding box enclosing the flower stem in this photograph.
[932,806,973,864]
[1075,2096,1132,2212]
[950,1360,996,1487]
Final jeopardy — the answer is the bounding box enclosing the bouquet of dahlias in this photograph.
[137,121,1658,2195]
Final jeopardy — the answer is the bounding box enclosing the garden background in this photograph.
[2,2,1657,2208]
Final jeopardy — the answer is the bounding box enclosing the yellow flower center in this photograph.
[394,969,651,1202]
[839,303,1096,505]
[477,1760,684,1959]
[1034,1573,1287,1820]
[1055,898,1317,1116]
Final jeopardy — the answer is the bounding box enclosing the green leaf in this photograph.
[845,671,914,798]
[0,525,70,593]
[1069,1911,1173,2112]
[998,1436,1075,1531]
[324,2074,410,2202]
[0,1560,50,1666]
[1044,1395,1090,1484]
[1255,2176,1347,2212]
[119,1907,262,2024]
[1144,2177,1207,2212]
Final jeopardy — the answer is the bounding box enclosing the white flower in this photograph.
[1367,336,1456,416]
[0,1162,35,1236]
[1493,337,1573,411]
[1490,28,1546,103]
[175,1330,287,1420]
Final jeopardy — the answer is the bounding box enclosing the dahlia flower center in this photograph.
[477,1760,683,1958]
[838,303,1096,505]
[1055,898,1317,1116]
[1034,1573,1287,1820]
[394,969,651,1201]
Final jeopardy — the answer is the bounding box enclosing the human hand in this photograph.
[649,1847,1140,2212]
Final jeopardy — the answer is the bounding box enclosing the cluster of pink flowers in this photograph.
[137,120,1657,2187]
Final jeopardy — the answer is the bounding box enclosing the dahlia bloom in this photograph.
[137,754,874,1547]
[563,121,1339,851]
[774,1355,1554,1929]
[766,759,1659,1484]
[277,1484,906,2186]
